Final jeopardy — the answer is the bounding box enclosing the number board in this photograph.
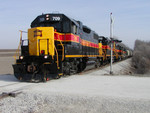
[50,15,62,21]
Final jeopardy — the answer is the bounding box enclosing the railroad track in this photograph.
[79,58,129,75]
[79,63,109,75]
[0,82,21,88]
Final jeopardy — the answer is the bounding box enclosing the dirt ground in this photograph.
[0,49,18,75]
[0,56,15,75]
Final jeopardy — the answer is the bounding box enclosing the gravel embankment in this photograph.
[0,58,150,113]
[1,91,150,113]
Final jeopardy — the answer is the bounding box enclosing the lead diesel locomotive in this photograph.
[13,13,131,82]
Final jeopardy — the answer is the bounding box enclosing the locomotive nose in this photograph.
[28,27,55,57]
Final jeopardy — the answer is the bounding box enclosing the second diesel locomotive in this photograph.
[13,13,130,82]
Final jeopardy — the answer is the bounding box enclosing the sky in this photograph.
[0,0,150,49]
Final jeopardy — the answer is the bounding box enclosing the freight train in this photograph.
[13,13,132,82]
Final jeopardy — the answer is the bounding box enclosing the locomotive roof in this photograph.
[31,13,79,27]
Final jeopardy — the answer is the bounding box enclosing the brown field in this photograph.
[0,49,17,52]
[0,49,16,75]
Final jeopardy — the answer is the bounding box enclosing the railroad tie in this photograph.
[0,91,22,99]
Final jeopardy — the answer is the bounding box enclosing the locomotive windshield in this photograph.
[31,21,62,32]
[38,21,62,32]
[31,14,63,32]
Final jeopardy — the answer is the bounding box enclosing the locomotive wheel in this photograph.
[53,74,61,79]
[77,62,86,73]
[95,59,102,68]
[77,63,82,73]
[65,63,71,75]
[42,73,47,82]
[63,62,71,75]
[95,59,99,68]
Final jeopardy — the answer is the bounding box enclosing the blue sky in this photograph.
[0,0,150,49]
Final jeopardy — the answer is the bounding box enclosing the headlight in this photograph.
[46,18,49,20]
[20,56,24,60]
[44,55,48,59]
[46,14,49,17]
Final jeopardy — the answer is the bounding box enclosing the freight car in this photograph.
[13,13,131,82]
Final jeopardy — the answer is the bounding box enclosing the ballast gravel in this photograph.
[0,58,150,113]
[0,92,150,113]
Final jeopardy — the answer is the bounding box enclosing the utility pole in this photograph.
[110,13,113,75]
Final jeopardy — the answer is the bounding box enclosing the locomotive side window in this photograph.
[83,26,91,34]
[94,33,99,40]
[71,23,77,34]
[63,21,70,33]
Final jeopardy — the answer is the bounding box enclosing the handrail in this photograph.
[13,30,28,62]
[57,35,64,61]
[54,45,59,69]
[13,31,22,62]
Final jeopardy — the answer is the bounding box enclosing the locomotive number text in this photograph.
[52,16,61,21]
